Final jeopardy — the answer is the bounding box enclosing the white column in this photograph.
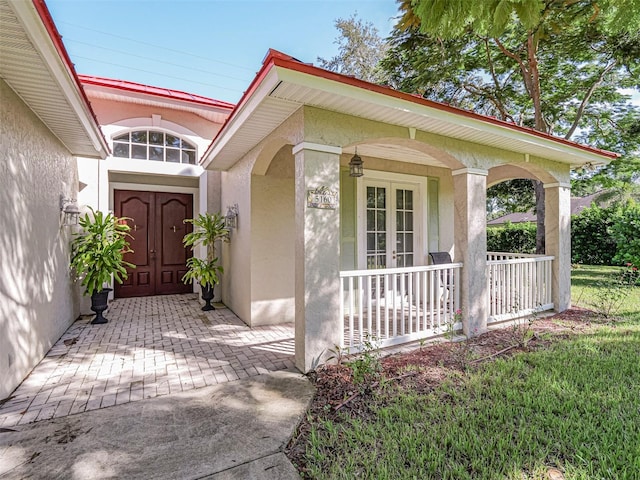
[293,142,343,372]
[544,182,571,312]
[452,168,488,337]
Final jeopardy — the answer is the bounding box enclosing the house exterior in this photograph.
[0,0,619,399]
[75,76,233,305]
[201,50,618,372]
[0,0,108,399]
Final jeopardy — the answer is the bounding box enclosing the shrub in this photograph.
[610,200,640,268]
[487,222,536,254]
[571,204,617,265]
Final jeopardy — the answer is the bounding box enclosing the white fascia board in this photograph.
[9,0,108,158]
[201,68,282,170]
[275,68,613,166]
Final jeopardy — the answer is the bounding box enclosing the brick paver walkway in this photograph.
[0,294,295,428]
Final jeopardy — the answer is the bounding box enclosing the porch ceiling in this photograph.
[202,50,618,172]
[0,0,107,158]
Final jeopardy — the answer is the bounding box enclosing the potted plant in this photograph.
[182,212,228,311]
[70,208,134,324]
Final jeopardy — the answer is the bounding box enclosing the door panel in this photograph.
[155,193,192,295]
[114,190,193,298]
[115,191,154,297]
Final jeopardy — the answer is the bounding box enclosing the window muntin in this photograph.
[112,130,196,164]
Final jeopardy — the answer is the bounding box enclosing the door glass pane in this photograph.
[367,187,376,208]
[366,186,387,269]
[395,188,414,268]
[377,188,386,209]
[367,210,375,230]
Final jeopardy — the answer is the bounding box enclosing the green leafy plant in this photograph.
[348,335,382,386]
[70,208,134,295]
[486,222,536,255]
[181,212,228,288]
[610,200,640,268]
[591,263,640,318]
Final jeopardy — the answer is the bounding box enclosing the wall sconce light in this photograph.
[225,204,239,229]
[60,196,80,226]
[349,147,364,177]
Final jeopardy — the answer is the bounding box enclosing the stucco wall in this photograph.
[0,80,80,400]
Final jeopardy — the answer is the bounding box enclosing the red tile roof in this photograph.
[211,48,619,161]
[78,75,235,110]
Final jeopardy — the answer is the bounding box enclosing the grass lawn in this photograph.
[297,266,640,479]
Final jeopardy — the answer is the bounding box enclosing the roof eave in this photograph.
[4,0,109,158]
[202,49,619,171]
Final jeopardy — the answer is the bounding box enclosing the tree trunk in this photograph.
[534,180,545,254]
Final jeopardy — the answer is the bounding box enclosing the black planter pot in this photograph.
[90,288,112,324]
[201,284,215,311]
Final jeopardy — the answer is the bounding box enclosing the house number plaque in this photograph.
[307,186,338,209]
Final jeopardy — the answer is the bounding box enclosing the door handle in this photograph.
[171,226,177,232]
[150,249,156,259]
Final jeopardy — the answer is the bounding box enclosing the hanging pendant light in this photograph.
[349,147,364,177]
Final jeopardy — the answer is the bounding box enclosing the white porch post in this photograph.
[452,168,488,336]
[293,142,342,372]
[544,182,571,312]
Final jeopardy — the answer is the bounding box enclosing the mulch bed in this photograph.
[285,307,604,476]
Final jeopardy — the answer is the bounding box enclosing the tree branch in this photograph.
[564,61,618,139]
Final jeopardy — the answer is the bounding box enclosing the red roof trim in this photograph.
[32,0,107,152]
[78,75,235,111]
[205,48,619,163]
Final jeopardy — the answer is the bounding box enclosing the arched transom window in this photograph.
[112,130,197,164]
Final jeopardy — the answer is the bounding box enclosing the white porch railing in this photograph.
[487,252,554,323]
[340,263,462,352]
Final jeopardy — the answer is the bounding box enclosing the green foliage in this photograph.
[302,321,640,479]
[486,222,536,254]
[348,335,382,386]
[571,201,640,267]
[317,13,389,83]
[182,257,223,290]
[70,208,134,296]
[487,179,536,219]
[610,200,640,267]
[182,212,228,288]
[589,264,640,318]
[571,204,617,265]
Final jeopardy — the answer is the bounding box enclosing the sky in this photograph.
[47,0,400,104]
[47,0,639,107]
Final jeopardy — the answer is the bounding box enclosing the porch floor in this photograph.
[0,294,295,428]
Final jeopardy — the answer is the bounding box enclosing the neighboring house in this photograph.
[0,0,108,399]
[488,191,608,226]
[0,0,620,397]
[75,75,233,304]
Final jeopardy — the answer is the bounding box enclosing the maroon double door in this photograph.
[114,190,193,298]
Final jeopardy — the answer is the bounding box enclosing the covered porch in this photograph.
[201,50,616,372]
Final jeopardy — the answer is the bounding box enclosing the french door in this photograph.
[364,181,419,270]
[114,190,193,297]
